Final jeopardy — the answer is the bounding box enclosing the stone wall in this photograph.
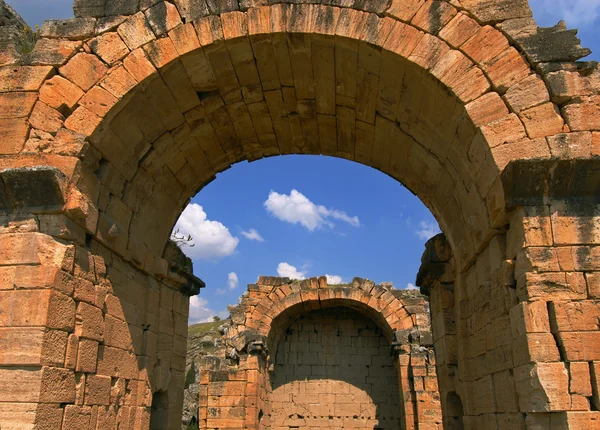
[269,307,402,429]
[419,230,600,429]
[0,218,202,429]
[1,0,600,428]
[196,276,442,430]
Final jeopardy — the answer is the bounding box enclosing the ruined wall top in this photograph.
[56,0,593,69]
[207,276,434,372]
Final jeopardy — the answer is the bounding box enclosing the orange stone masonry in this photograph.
[198,277,441,430]
[0,0,599,428]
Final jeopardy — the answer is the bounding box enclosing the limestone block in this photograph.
[0,66,54,92]
[549,301,600,332]
[484,47,531,93]
[514,362,571,412]
[512,333,561,367]
[493,370,519,412]
[387,0,426,22]
[509,301,551,337]
[117,12,156,50]
[569,362,592,397]
[39,75,84,113]
[39,366,76,403]
[0,92,38,119]
[74,0,107,18]
[145,1,182,36]
[562,96,600,132]
[29,101,64,134]
[104,314,133,350]
[40,18,97,40]
[506,206,553,259]
[479,114,527,148]
[587,273,600,299]
[0,117,28,154]
[76,338,99,372]
[0,403,63,430]
[462,25,508,64]
[27,39,82,67]
[96,405,118,429]
[105,0,140,17]
[550,201,600,246]
[438,12,480,48]
[96,345,138,379]
[172,0,210,22]
[411,0,457,34]
[520,102,565,139]
[65,333,79,369]
[89,32,130,64]
[551,411,600,428]
[517,272,587,301]
[78,86,119,118]
[459,0,532,23]
[0,327,46,365]
[75,302,104,341]
[546,68,600,104]
[62,404,92,429]
[499,19,591,64]
[465,92,508,127]
[85,374,112,405]
[557,332,600,361]
[503,74,549,112]
[547,132,593,159]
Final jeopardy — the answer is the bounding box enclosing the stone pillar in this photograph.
[0,166,203,429]
[417,234,459,429]
[0,228,77,429]
[507,204,600,427]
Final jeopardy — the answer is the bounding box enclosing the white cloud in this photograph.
[228,272,239,290]
[241,228,264,242]
[277,262,307,280]
[533,0,600,26]
[188,296,228,324]
[416,220,441,241]
[326,274,344,284]
[216,272,240,295]
[264,190,360,231]
[173,203,239,260]
[406,283,419,290]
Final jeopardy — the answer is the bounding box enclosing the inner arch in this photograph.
[268,307,402,429]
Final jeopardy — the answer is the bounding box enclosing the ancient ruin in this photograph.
[0,0,599,428]
[193,277,440,429]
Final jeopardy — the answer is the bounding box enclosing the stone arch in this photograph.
[4,0,592,269]
[208,276,440,429]
[0,0,599,428]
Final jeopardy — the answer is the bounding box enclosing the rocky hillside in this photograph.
[182,318,231,429]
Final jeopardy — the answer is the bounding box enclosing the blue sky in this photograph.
[12,1,599,323]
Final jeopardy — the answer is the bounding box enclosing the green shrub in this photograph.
[15,25,39,54]
[186,419,199,430]
[184,359,196,389]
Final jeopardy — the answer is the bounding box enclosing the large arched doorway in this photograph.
[0,0,599,428]
[269,307,402,429]
[196,276,441,429]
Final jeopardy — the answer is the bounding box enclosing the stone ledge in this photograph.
[502,158,600,207]
[0,166,68,213]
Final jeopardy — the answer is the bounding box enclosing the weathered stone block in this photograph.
[85,374,111,405]
[514,362,570,412]
[75,302,104,341]
[40,18,97,40]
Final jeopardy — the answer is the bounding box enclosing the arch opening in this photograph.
[268,307,402,429]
